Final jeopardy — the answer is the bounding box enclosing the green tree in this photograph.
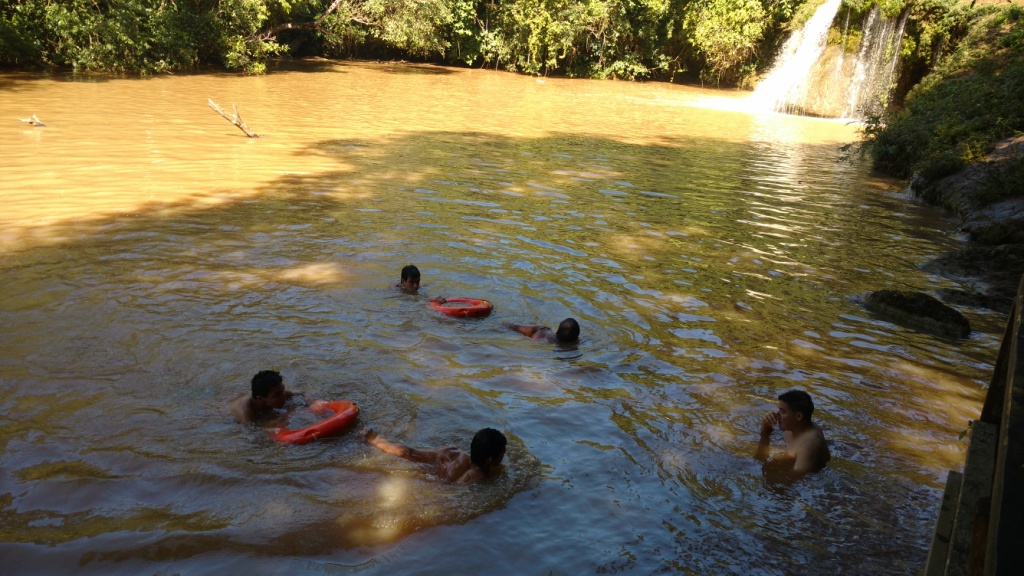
[683,0,767,85]
[0,0,223,73]
[865,3,1024,181]
[0,0,810,82]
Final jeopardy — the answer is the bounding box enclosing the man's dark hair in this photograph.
[779,390,814,422]
[470,428,507,472]
[251,370,283,398]
[401,265,420,282]
[555,318,580,343]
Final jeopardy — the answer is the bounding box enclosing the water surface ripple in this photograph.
[0,61,1002,575]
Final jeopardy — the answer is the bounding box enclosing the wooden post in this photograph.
[985,274,1024,575]
[946,421,996,576]
[924,470,962,576]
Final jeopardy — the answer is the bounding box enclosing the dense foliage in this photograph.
[0,0,803,82]
[864,2,1024,183]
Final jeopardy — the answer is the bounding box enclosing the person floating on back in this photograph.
[361,427,507,484]
[754,389,831,482]
[503,318,580,344]
[396,264,420,293]
[229,370,301,425]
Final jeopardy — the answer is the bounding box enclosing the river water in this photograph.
[0,60,1004,575]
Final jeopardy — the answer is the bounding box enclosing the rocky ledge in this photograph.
[909,135,1024,309]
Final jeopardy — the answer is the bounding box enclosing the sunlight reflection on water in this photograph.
[0,61,1001,575]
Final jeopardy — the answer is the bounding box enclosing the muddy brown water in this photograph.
[0,60,1004,575]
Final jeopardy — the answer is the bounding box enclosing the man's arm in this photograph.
[503,321,550,339]
[754,412,776,461]
[362,428,439,463]
[790,455,814,479]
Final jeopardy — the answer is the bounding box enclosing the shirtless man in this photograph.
[229,370,300,425]
[396,265,420,293]
[755,390,831,482]
[361,427,507,484]
[503,318,580,344]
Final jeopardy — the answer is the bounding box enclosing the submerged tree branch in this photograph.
[208,99,260,138]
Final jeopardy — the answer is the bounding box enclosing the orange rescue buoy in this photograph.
[274,400,359,444]
[431,297,493,318]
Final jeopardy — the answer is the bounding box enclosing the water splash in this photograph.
[843,6,909,119]
[753,1,909,121]
[753,0,844,115]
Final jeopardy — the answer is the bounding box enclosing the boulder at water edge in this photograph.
[864,290,971,339]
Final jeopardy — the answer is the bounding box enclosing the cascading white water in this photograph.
[843,6,909,119]
[832,9,851,87]
[753,0,909,121]
[752,0,843,115]
[844,7,881,118]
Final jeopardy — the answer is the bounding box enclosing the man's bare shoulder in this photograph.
[793,425,830,471]
[532,327,557,342]
[811,424,831,460]
[454,466,485,484]
[804,424,829,448]
[436,446,466,462]
[229,394,253,423]
[436,447,474,482]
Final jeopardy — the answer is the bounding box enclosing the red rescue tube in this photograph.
[274,400,359,444]
[431,297,493,318]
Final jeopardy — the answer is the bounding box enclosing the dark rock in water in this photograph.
[864,290,971,339]
[935,288,1012,311]
[924,244,1024,308]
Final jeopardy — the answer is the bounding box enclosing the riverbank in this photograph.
[864,3,1024,310]
[914,136,1024,308]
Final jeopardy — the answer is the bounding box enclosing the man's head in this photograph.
[555,318,580,343]
[400,265,421,292]
[777,390,814,430]
[251,370,287,409]
[470,428,507,472]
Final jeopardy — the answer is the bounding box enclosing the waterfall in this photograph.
[832,9,851,85]
[752,0,843,115]
[753,1,909,121]
[843,6,909,119]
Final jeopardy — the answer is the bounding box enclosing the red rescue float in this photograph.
[431,297,493,318]
[274,400,359,444]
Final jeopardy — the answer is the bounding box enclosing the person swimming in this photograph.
[228,370,302,425]
[754,390,831,482]
[361,427,507,484]
[397,264,421,293]
[503,318,580,344]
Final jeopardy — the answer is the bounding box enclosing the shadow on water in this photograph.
[0,126,998,574]
[374,63,459,75]
[266,58,354,75]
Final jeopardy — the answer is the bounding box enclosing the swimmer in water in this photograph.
[361,427,507,484]
[503,318,580,344]
[396,265,421,293]
[229,370,302,425]
[754,390,831,482]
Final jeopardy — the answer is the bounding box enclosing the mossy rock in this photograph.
[935,288,1012,311]
[924,245,1024,306]
[864,290,971,339]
